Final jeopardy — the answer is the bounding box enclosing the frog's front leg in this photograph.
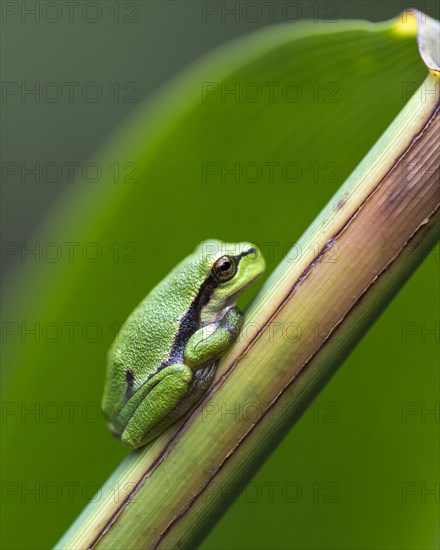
[184,307,243,368]
[120,363,193,448]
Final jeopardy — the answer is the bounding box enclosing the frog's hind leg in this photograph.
[120,363,193,449]
[170,361,217,419]
[121,362,218,449]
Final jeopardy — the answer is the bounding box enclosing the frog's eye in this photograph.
[212,255,237,282]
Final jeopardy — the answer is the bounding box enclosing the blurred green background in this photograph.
[2,2,439,549]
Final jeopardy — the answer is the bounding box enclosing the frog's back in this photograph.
[102,256,203,415]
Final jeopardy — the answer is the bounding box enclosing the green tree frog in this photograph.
[102,239,265,449]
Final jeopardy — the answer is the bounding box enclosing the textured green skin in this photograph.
[102,240,265,448]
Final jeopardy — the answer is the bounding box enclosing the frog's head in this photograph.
[195,239,265,322]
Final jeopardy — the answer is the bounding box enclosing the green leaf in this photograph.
[2,14,437,550]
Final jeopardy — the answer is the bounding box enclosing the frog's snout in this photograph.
[240,242,265,278]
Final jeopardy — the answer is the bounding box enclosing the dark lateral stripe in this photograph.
[234,247,256,261]
[124,369,135,399]
[167,273,218,362]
